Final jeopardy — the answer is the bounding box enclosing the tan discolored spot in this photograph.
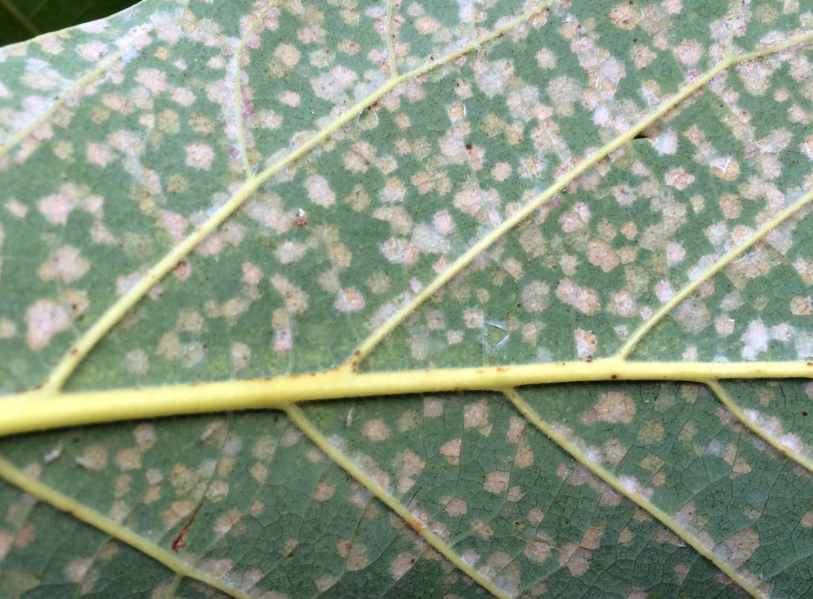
[608,3,642,30]
[574,328,598,360]
[214,509,244,538]
[250,462,267,484]
[76,444,108,471]
[514,437,534,468]
[25,299,71,350]
[362,418,389,441]
[66,558,92,583]
[581,525,605,550]
[484,471,509,494]
[521,280,551,312]
[581,392,636,425]
[524,536,553,563]
[184,142,215,169]
[718,528,760,569]
[440,439,461,465]
[557,279,601,315]
[444,497,468,517]
[339,541,370,571]
[560,543,591,577]
[304,175,335,208]
[38,245,89,282]
[464,399,490,428]
[587,239,620,272]
[123,349,150,375]
[390,552,417,581]
[316,575,338,592]
[314,482,335,501]
[114,448,141,471]
[664,167,694,190]
[335,288,365,313]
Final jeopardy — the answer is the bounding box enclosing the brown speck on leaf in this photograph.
[172,503,203,552]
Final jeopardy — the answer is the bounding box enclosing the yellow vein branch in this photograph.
[0,44,130,158]
[3,359,812,438]
[345,30,813,370]
[617,186,813,359]
[233,20,259,179]
[0,456,253,599]
[707,380,813,476]
[39,0,551,393]
[285,404,513,599]
[503,388,768,599]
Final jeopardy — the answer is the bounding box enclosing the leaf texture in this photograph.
[1,0,813,598]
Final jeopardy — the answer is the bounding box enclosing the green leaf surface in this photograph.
[1,0,813,598]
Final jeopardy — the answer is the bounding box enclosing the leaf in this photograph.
[1,1,812,598]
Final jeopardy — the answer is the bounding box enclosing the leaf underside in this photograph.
[1,1,813,598]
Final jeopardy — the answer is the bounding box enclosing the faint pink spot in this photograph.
[440,439,461,465]
[453,187,482,216]
[390,552,416,581]
[273,329,292,352]
[305,175,335,207]
[463,308,484,329]
[38,245,89,283]
[241,262,263,284]
[116,273,142,296]
[433,210,454,234]
[587,239,620,273]
[801,133,813,161]
[362,419,389,441]
[335,288,365,313]
[556,279,601,315]
[136,68,168,94]
[86,143,114,167]
[574,329,597,360]
[314,482,335,501]
[344,141,376,172]
[38,194,74,225]
[25,299,71,350]
[185,143,215,169]
[464,399,489,428]
[380,237,418,265]
[161,211,189,241]
[484,471,510,494]
[581,391,636,424]
[279,91,300,107]
[664,167,694,190]
[274,43,301,68]
[5,199,28,218]
[66,558,92,583]
[171,87,196,106]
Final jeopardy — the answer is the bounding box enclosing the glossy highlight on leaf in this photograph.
[1,1,813,598]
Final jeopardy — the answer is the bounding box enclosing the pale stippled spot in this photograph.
[581,391,636,425]
[557,279,601,315]
[440,439,461,465]
[390,552,416,581]
[184,142,215,169]
[314,482,335,501]
[65,558,92,583]
[362,418,389,442]
[444,496,468,517]
[25,299,71,350]
[484,471,509,494]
